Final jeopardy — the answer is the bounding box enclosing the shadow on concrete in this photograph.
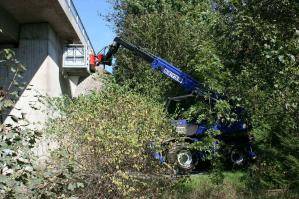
[0,23,73,123]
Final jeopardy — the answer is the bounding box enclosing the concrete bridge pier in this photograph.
[0,6,19,45]
[3,23,73,128]
[0,0,94,128]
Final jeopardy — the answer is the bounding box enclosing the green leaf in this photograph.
[278,55,285,63]
[67,183,76,191]
[76,182,84,188]
[3,99,14,108]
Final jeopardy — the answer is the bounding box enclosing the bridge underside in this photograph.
[0,0,81,45]
[0,0,93,127]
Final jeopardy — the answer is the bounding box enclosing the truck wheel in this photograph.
[166,144,196,173]
[230,149,245,166]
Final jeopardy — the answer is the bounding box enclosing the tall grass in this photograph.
[163,172,297,199]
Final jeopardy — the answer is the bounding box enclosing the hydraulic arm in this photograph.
[90,37,218,101]
[89,37,256,172]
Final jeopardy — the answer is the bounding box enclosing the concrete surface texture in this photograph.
[0,0,94,127]
[0,0,97,164]
[74,69,106,97]
[0,6,19,44]
[4,24,70,128]
[0,0,90,47]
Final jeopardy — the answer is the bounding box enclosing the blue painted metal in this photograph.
[145,54,255,166]
[151,58,200,92]
[100,37,256,169]
[150,57,220,101]
[176,119,188,126]
[153,152,165,164]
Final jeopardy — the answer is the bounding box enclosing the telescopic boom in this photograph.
[90,37,219,101]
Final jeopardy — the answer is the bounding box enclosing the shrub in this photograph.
[211,0,299,191]
[0,49,39,199]
[109,0,299,192]
[39,75,179,198]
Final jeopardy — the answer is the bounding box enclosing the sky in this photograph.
[73,0,115,52]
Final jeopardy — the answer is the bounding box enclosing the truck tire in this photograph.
[230,148,245,166]
[166,143,196,174]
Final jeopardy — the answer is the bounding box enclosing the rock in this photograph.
[73,68,108,97]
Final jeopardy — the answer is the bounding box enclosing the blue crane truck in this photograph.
[89,37,256,173]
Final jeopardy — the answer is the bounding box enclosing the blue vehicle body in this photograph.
[96,37,256,172]
[153,118,256,167]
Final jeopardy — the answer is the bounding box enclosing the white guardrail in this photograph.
[65,0,94,53]
[62,0,95,76]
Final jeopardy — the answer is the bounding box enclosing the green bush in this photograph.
[110,0,299,193]
[39,76,178,198]
[211,0,299,191]
[0,49,26,122]
[0,49,39,199]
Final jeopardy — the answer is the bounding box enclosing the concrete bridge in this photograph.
[0,0,94,128]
